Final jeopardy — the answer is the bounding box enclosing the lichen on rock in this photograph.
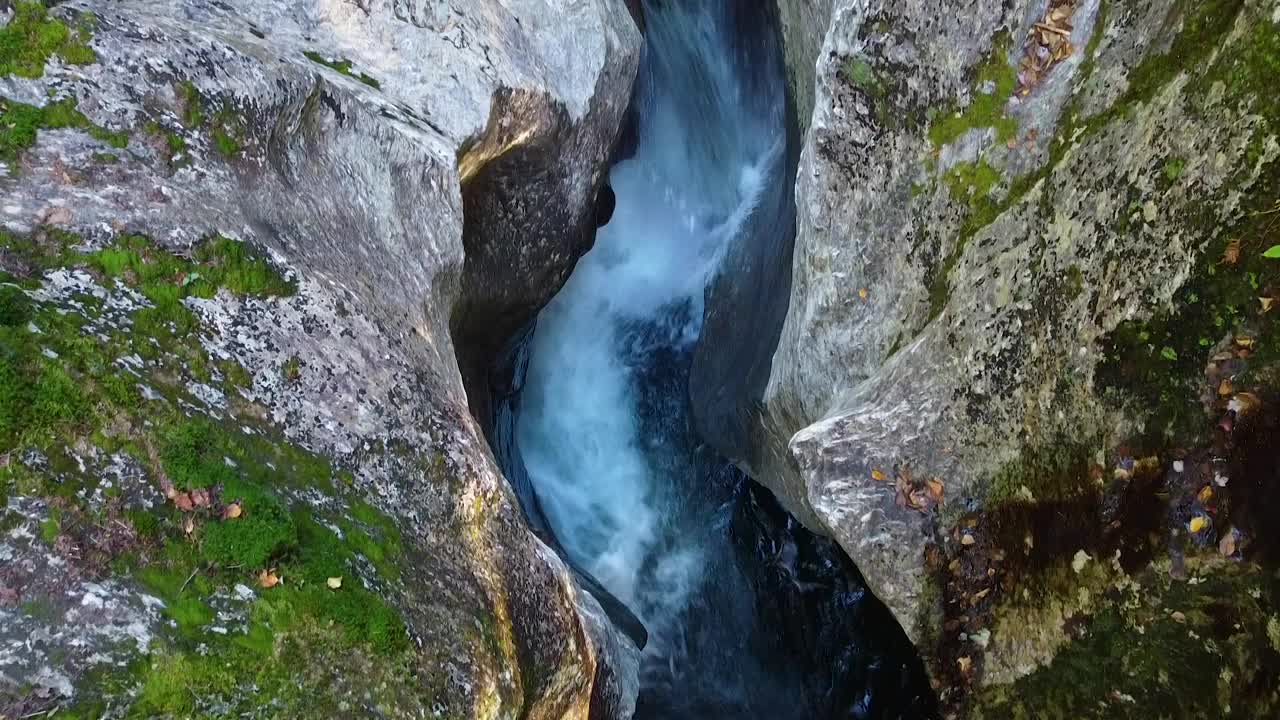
[743,0,1280,713]
[1,0,642,716]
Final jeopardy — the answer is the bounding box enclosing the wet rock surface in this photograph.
[735,0,1280,714]
[0,0,641,716]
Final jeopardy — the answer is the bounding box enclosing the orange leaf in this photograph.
[926,477,945,502]
[871,469,886,482]
[222,502,243,520]
[258,570,280,589]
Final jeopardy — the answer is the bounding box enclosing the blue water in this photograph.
[506,2,935,717]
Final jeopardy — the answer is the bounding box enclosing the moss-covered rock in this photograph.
[757,0,1280,714]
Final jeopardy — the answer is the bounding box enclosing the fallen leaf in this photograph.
[1219,530,1238,557]
[326,576,343,589]
[1218,235,1239,263]
[927,477,945,502]
[1196,485,1214,504]
[1235,336,1256,350]
[957,656,972,674]
[174,492,194,512]
[222,502,243,520]
[190,488,211,509]
[1071,549,1091,573]
[1189,516,1209,534]
[183,515,195,535]
[160,477,177,499]
[259,569,280,589]
[1260,297,1274,314]
[961,533,976,546]
[1218,379,1234,397]
[1171,611,1187,624]
[858,288,869,300]
[871,468,887,482]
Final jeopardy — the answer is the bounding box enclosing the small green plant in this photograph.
[177,80,204,128]
[1264,245,1280,259]
[282,356,301,383]
[1,96,127,163]
[0,1,97,78]
[303,50,381,89]
[0,286,31,326]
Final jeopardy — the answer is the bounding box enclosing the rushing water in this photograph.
[502,1,934,717]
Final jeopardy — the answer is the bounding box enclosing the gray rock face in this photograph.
[755,0,1280,701]
[0,0,640,716]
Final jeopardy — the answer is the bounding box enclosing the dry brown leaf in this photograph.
[871,468,887,482]
[1222,239,1242,265]
[1218,379,1235,397]
[957,656,972,674]
[174,492,194,512]
[1219,531,1237,557]
[259,569,280,589]
[961,533,976,546]
[926,477,945,502]
[183,515,195,535]
[1197,485,1214,504]
[190,488,211,509]
[222,502,243,520]
[1260,297,1274,314]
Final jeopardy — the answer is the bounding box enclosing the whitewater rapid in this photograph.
[515,0,781,650]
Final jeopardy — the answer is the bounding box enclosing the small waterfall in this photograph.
[497,1,935,717]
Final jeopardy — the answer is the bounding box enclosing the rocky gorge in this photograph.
[0,0,1277,719]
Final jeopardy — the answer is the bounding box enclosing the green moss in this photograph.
[0,97,43,161]
[926,159,1007,318]
[303,50,381,89]
[1162,156,1187,183]
[0,285,31,326]
[165,130,186,155]
[193,235,295,296]
[986,441,1098,506]
[843,57,879,89]
[212,125,240,157]
[201,476,298,569]
[176,80,204,128]
[39,507,60,543]
[971,568,1279,719]
[1097,154,1279,447]
[159,419,236,490]
[0,96,127,163]
[282,355,301,383]
[219,358,252,391]
[927,34,1018,148]
[0,1,97,79]
[1075,0,1110,85]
